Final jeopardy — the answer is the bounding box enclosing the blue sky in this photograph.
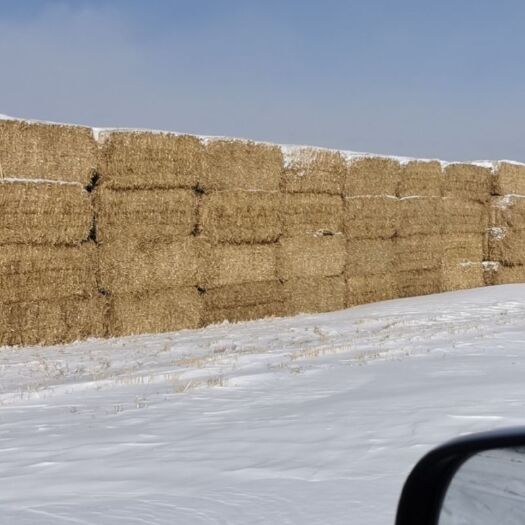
[1,0,525,161]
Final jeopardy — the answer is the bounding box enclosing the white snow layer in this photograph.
[2,285,525,524]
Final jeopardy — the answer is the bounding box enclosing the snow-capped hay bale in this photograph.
[344,157,400,197]
[443,198,488,234]
[202,281,285,325]
[347,274,397,305]
[488,229,525,266]
[278,235,345,280]
[492,162,525,196]
[0,181,93,245]
[281,147,346,195]
[396,268,442,299]
[95,188,196,243]
[0,119,96,185]
[1,296,106,347]
[199,191,281,244]
[108,287,201,337]
[283,275,345,315]
[344,196,398,239]
[281,193,343,237]
[443,163,491,202]
[99,239,200,295]
[0,244,97,304]
[484,264,525,286]
[201,243,278,288]
[397,197,443,237]
[99,131,205,190]
[395,235,442,273]
[347,238,394,276]
[443,233,486,264]
[442,262,485,291]
[202,139,282,192]
[398,161,442,197]
[490,195,525,232]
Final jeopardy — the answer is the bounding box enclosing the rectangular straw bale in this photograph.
[344,196,399,239]
[442,262,485,292]
[202,139,282,191]
[347,274,397,305]
[283,275,346,315]
[488,229,525,266]
[398,161,442,197]
[0,119,96,185]
[484,264,525,286]
[492,162,525,196]
[202,281,285,325]
[281,193,343,236]
[0,296,106,347]
[443,163,491,202]
[278,235,345,280]
[344,157,400,197]
[281,147,346,194]
[394,235,442,273]
[397,268,442,299]
[99,239,200,295]
[0,244,97,304]
[0,181,93,245]
[443,233,486,264]
[397,197,443,237]
[347,238,394,276]
[201,243,278,288]
[200,191,281,244]
[443,198,488,234]
[95,188,196,243]
[108,287,202,337]
[490,195,525,232]
[99,131,205,190]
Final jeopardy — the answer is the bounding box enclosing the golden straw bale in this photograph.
[281,193,343,237]
[394,235,442,273]
[347,274,397,305]
[0,296,106,347]
[347,238,394,276]
[490,195,525,232]
[108,287,202,337]
[0,119,96,185]
[443,233,486,264]
[281,147,346,194]
[99,131,205,190]
[344,157,400,197]
[344,196,399,239]
[283,275,345,315]
[99,239,200,295]
[201,243,278,288]
[0,244,97,304]
[95,188,196,243]
[397,197,443,237]
[398,161,442,197]
[0,181,93,245]
[278,235,346,280]
[443,163,491,202]
[492,162,525,196]
[484,264,525,286]
[442,262,485,292]
[488,229,525,266]
[202,139,282,191]
[396,268,442,299]
[203,302,285,326]
[443,198,489,234]
[200,191,281,244]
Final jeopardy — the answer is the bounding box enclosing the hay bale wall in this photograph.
[2,117,525,347]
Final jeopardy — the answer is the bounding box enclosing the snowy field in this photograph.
[2,285,525,525]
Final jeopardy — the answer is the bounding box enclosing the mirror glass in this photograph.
[439,447,525,525]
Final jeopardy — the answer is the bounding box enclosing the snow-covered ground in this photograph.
[2,285,525,524]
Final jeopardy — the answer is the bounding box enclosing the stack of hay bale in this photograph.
[442,163,491,290]
[279,147,346,314]
[0,119,102,345]
[96,131,203,336]
[485,162,525,285]
[198,139,284,323]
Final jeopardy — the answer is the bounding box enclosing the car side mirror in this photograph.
[395,427,525,525]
